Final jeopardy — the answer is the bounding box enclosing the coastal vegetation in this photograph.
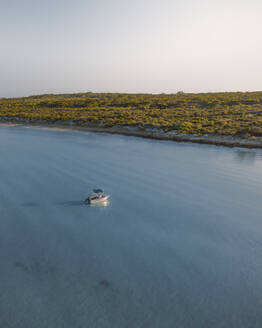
[1,91,262,138]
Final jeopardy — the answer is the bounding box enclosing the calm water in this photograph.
[0,125,262,328]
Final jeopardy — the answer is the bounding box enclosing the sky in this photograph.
[0,0,262,97]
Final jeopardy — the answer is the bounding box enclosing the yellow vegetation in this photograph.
[0,91,262,137]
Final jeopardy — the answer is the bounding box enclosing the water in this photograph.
[0,125,262,328]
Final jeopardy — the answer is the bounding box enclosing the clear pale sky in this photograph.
[1,0,261,97]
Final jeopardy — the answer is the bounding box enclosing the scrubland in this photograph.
[1,91,262,140]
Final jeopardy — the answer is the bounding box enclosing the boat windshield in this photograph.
[93,189,104,194]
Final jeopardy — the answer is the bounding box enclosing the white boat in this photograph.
[85,189,110,204]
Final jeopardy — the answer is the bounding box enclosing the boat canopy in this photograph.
[93,189,104,194]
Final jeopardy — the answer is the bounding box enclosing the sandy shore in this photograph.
[1,118,262,149]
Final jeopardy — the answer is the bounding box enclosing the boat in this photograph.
[85,189,110,204]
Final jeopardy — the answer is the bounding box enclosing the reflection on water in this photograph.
[86,200,110,207]
[234,150,257,164]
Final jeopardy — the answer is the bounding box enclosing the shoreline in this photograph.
[0,118,262,149]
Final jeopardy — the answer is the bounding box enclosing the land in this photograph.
[1,91,262,148]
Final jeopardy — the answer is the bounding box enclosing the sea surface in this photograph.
[0,125,262,328]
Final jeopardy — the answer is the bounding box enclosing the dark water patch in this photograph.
[15,260,56,277]
[235,149,257,163]
[15,261,31,274]
[99,280,110,288]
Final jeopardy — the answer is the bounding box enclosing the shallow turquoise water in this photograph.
[0,125,262,328]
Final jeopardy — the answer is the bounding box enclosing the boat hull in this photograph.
[85,195,110,204]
